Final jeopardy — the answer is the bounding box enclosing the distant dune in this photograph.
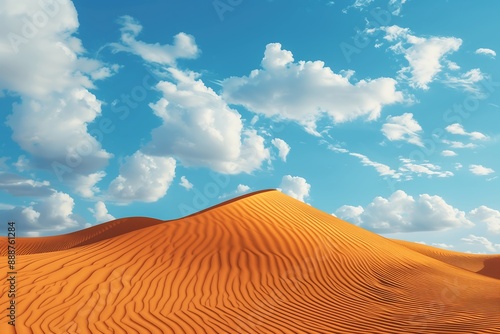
[1,190,499,333]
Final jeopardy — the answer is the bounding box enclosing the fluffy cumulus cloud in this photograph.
[382,113,423,146]
[445,123,488,140]
[179,176,193,190]
[146,68,270,174]
[72,171,106,198]
[272,138,291,162]
[110,15,199,65]
[279,175,311,202]
[469,164,495,176]
[475,48,496,58]
[468,206,500,234]
[236,184,251,193]
[108,151,176,203]
[373,26,462,89]
[222,43,404,135]
[89,201,115,224]
[0,191,79,236]
[335,190,474,233]
[0,0,115,187]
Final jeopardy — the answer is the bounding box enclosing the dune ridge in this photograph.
[1,190,499,333]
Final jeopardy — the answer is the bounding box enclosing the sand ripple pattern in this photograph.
[1,190,499,333]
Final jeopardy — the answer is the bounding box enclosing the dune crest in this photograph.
[1,190,499,333]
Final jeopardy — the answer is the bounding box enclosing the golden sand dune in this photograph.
[1,190,499,333]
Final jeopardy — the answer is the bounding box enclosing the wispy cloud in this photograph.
[475,48,496,58]
[349,153,401,179]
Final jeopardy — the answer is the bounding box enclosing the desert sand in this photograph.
[1,190,499,333]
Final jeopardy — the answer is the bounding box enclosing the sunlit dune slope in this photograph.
[1,190,499,333]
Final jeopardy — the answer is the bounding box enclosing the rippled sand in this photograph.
[1,190,499,333]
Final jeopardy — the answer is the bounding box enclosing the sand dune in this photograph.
[392,239,500,280]
[1,190,499,333]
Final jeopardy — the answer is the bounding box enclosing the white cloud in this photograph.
[72,171,106,198]
[455,163,463,170]
[179,176,193,190]
[446,61,460,71]
[327,145,349,154]
[382,113,423,146]
[89,201,115,224]
[346,0,407,15]
[146,68,270,174]
[0,172,53,196]
[445,123,488,140]
[388,0,408,15]
[461,235,500,253]
[432,243,454,249]
[475,48,496,58]
[443,69,486,95]
[442,139,477,149]
[398,158,454,178]
[218,184,251,199]
[272,138,291,162]
[108,151,176,203]
[441,150,457,157]
[222,43,404,134]
[351,0,374,9]
[335,190,474,233]
[0,191,79,236]
[236,184,250,193]
[328,145,451,180]
[469,164,495,176]
[376,26,462,89]
[279,175,311,202]
[468,206,500,234]
[334,205,364,225]
[350,153,401,179]
[110,16,199,65]
[328,145,401,179]
[0,0,115,186]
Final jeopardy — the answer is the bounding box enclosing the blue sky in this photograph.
[1,0,499,253]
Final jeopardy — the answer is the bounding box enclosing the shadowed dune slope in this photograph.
[1,190,499,333]
[392,239,500,280]
[0,217,165,255]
